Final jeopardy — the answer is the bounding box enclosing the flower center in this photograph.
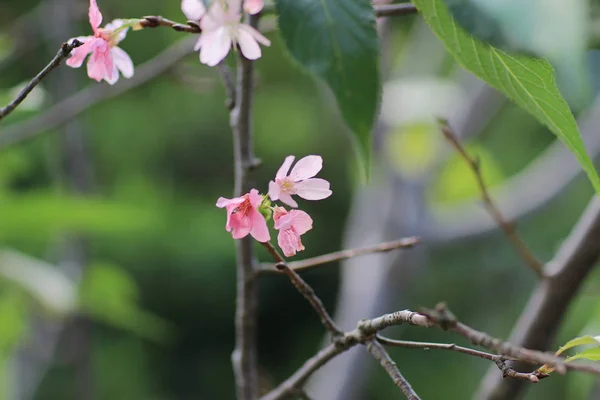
[232,196,252,216]
[278,178,296,193]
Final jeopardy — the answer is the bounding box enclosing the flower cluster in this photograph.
[182,0,271,66]
[217,155,332,257]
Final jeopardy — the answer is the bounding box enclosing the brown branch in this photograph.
[366,340,422,399]
[140,15,201,33]
[231,12,261,400]
[374,3,418,17]
[259,237,420,273]
[217,62,236,110]
[0,39,83,122]
[0,37,197,150]
[438,120,544,278]
[376,336,540,383]
[477,196,600,400]
[261,242,343,336]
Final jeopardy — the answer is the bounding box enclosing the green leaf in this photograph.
[412,0,600,195]
[276,0,379,176]
[556,335,600,356]
[566,347,600,363]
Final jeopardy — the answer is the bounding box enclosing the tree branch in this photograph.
[0,39,82,122]
[140,15,201,33]
[230,13,261,400]
[0,37,197,150]
[366,340,422,400]
[374,3,418,17]
[476,196,600,400]
[259,237,420,273]
[439,120,544,278]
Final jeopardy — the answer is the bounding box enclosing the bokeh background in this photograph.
[1,0,600,399]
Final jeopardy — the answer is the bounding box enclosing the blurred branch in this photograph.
[0,39,82,122]
[366,340,421,399]
[140,15,201,33]
[217,62,236,110]
[259,237,420,273]
[477,196,600,400]
[230,12,261,400]
[0,37,197,149]
[428,97,600,242]
[439,120,544,278]
[374,3,419,17]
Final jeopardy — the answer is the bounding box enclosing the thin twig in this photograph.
[0,37,197,150]
[366,340,422,399]
[375,3,419,17]
[140,15,201,33]
[230,12,261,400]
[376,336,541,383]
[439,120,544,278]
[261,242,343,337]
[217,62,236,110]
[0,39,83,122]
[259,237,420,273]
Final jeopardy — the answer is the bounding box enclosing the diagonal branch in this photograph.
[439,120,544,278]
[366,340,422,399]
[0,39,82,122]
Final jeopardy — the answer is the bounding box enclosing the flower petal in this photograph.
[276,156,294,180]
[239,23,271,47]
[86,40,112,82]
[89,0,103,31]
[105,60,119,85]
[104,19,129,42]
[244,0,264,14]
[181,0,206,21]
[295,178,332,200]
[236,26,262,60]
[268,180,281,201]
[231,214,251,239]
[66,37,93,68]
[199,28,232,67]
[217,196,244,208]
[111,46,134,78]
[249,210,270,242]
[277,229,303,257]
[288,210,313,235]
[278,192,298,208]
[289,155,323,181]
[201,0,230,31]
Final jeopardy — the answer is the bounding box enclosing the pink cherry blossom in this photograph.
[188,0,271,67]
[66,0,133,85]
[273,206,313,257]
[216,189,270,242]
[268,155,332,208]
[244,0,264,14]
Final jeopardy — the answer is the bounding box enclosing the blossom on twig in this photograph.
[217,189,270,242]
[273,206,313,257]
[66,0,134,84]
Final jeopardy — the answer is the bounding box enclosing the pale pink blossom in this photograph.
[273,206,313,257]
[66,0,133,84]
[188,0,271,67]
[216,189,270,242]
[268,155,332,208]
[244,0,264,14]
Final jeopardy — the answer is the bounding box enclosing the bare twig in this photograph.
[259,237,420,273]
[374,3,418,17]
[140,15,201,33]
[230,12,261,400]
[217,62,236,110]
[439,120,544,278]
[0,37,197,149]
[0,39,82,122]
[477,196,600,400]
[261,242,343,336]
[366,340,422,399]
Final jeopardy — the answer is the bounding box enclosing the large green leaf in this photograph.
[276,0,379,175]
[412,0,600,195]
[567,347,600,362]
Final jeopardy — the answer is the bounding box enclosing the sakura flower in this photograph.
[188,0,271,67]
[216,189,270,242]
[273,206,313,257]
[66,0,134,85]
[244,0,264,14]
[268,155,332,208]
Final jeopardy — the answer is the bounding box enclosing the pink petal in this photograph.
[111,46,134,78]
[248,189,263,208]
[288,210,313,235]
[268,180,281,201]
[89,0,103,31]
[239,23,271,47]
[289,155,323,181]
[231,215,251,239]
[295,178,332,200]
[244,0,264,14]
[276,156,295,180]
[181,0,206,21]
[104,19,129,43]
[105,60,119,85]
[201,1,229,31]
[278,192,298,208]
[86,40,112,82]
[199,28,232,67]
[277,229,303,257]
[273,211,293,231]
[236,26,262,60]
[66,37,93,68]
[249,210,270,242]
[216,196,244,208]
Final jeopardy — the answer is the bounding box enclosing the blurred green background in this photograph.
[0,1,599,399]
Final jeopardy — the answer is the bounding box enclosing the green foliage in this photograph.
[79,262,174,343]
[276,0,379,176]
[557,335,600,356]
[567,347,600,362]
[412,0,600,196]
